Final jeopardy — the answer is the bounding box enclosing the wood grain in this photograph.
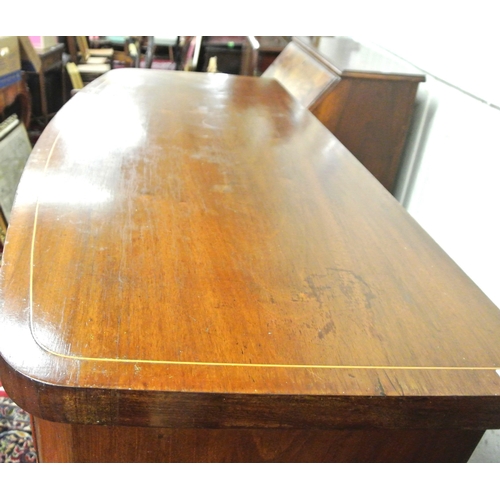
[262,41,340,107]
[1,69,500,453]
[33,417,484,463]
[310,76,421,190]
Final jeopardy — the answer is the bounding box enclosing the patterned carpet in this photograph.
[0,382,38,462]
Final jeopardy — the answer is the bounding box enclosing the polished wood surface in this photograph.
[263,36,426,193]
[1,69,500,461]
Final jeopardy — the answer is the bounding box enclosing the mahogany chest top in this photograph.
[1,69,500,431]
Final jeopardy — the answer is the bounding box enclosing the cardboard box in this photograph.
[28,36,58,49]
[0,36,21,78]
[18,37,42,73]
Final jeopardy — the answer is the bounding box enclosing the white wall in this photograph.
[362,35,500,106]
[360,36,500,309]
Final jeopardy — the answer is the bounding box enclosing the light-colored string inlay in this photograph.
[27,133,500,372]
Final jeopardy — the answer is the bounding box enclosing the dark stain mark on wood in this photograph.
[318,320,335,339]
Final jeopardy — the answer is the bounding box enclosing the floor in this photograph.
[468,430,500,462]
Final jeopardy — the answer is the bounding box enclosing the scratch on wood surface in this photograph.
[376,376,386,397]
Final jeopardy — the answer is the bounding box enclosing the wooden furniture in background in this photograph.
[263,36,426,193]
[66,37,111,82]
[255,36,290,73]
[143,36,179,68]
[19,37,66,125]
[196,36,260,75]
[0,78,31,129]
[195,36,244,73]
[196,36,288,76]
[0,204,6,254]
[76,36,113,60]
[66,62,84,93]
[1,70,500,462]
[87,36,140,68]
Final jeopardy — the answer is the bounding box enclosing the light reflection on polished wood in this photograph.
[1,69,500,462]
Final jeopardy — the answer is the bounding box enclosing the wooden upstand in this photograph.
[1,70,500,462]
[263,37,426,193]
